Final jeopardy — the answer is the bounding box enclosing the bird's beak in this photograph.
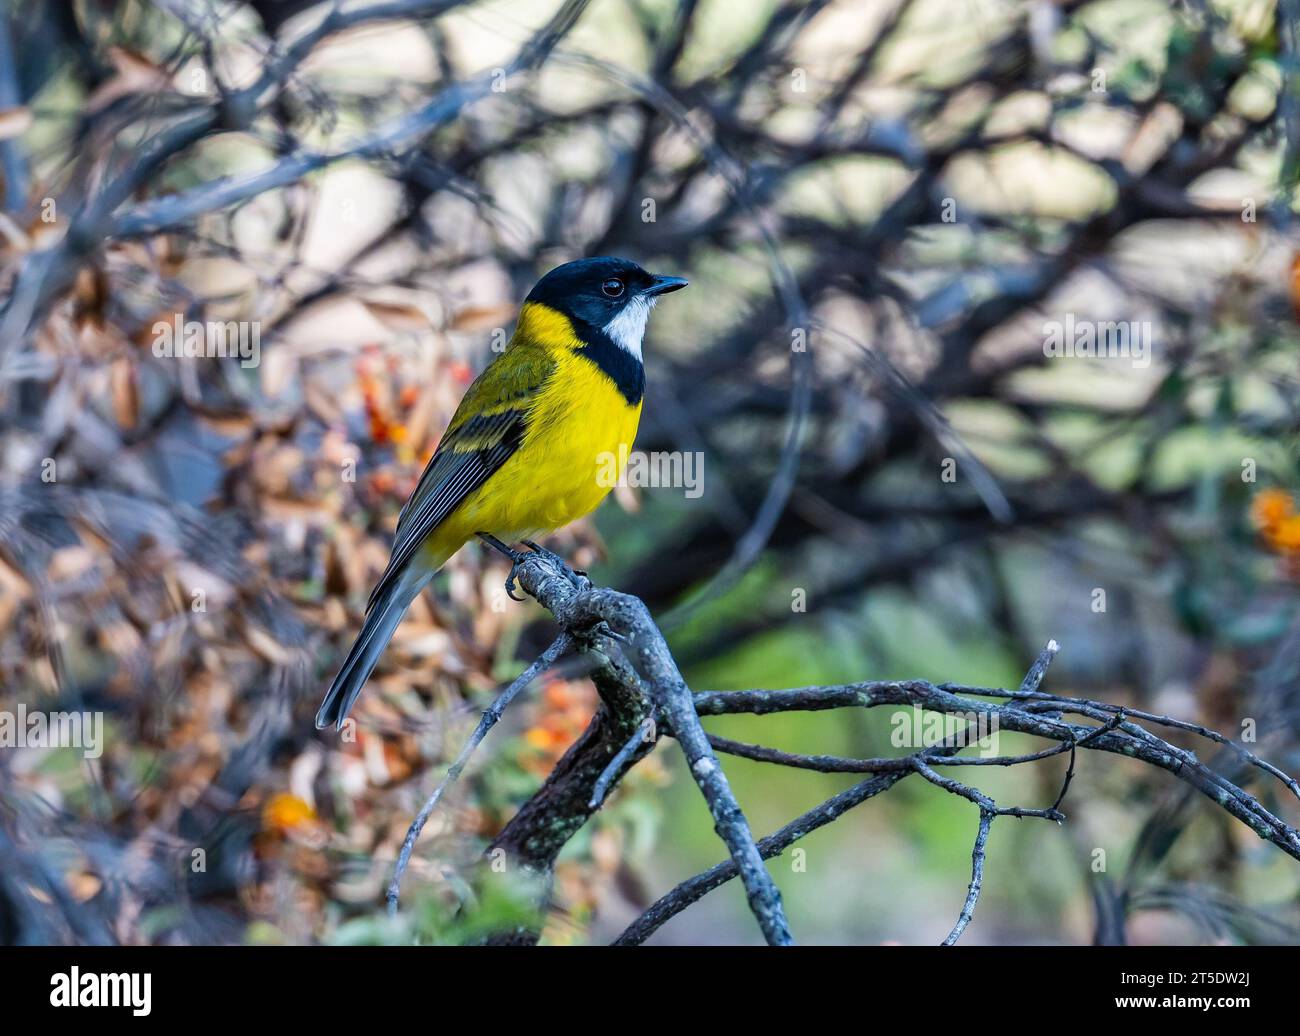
[645,274,689,296]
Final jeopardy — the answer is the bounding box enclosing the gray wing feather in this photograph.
[365,410,527,614]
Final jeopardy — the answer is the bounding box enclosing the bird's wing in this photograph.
[365,344,556,613]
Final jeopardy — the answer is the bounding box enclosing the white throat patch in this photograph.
[601,294,654,361]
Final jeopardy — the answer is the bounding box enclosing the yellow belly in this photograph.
[423,350,641,566]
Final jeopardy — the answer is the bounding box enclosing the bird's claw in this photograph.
[478,532,531,601]
[480,534,589,599]
[520,540,588,590]
[504,562,527,602]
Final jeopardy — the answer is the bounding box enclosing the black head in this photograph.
[525,257,687,344]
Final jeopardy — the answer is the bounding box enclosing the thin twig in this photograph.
[1017,639,1060,695]
[386,633,571,915]
[943,808,993,946]
[708,733,1075,772]
[947,683,1300,803]
[1051,709,1127,812]
[590,715,657,809]
[613,739,968,945]
[910,758,1065,822]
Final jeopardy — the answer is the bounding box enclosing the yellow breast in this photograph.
[425,307,642,558]
[510,346,642,531]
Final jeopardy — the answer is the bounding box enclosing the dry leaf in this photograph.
[450,303,515,331]
[260,348,297,398]
[47,546,98,583]
[244,624,296,665]
[1291,251,1300,324]
[0,106,32,141]
[87,47,172,113]
[403,385,442,454]
[68,872,103,903]
[110,357,139,429]
[362,299,433,331]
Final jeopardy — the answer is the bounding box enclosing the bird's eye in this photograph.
[601,278,625,298]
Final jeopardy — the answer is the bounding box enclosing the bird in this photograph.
[315,257,688,730]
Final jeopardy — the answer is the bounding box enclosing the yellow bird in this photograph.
[316,257,688,729]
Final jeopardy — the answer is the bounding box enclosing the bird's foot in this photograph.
[477,533,528,601]
[520,539,589,590]
[477,535,589,599]
[504,561,527,602]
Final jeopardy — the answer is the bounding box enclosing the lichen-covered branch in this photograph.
[390,553,1300,946]
[485,548,793,946]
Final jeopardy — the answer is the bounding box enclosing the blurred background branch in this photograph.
[2,0,1300,945]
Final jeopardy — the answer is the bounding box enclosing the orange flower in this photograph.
[1251,489,1294,534]
[262,792,316,834]
[449,360,473,385]
[522,678,598,774]
[543,678,575,709]
[524,727,566,752]
[1267,515,1300,552]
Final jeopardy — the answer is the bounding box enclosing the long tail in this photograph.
[315,564,432,730]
